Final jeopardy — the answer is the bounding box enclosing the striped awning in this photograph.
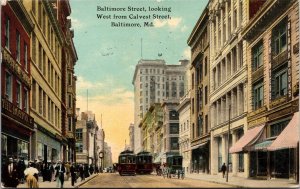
[230,124,265,153]
[268,112,299,151]
[254,140,274,151]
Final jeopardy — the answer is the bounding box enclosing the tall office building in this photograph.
[132,59,188,153]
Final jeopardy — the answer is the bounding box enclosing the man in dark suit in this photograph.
[70,163,77,186]
[55,161,66,188]
[2,157,19,187]
[79,164,85,181]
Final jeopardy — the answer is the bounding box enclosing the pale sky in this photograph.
[70,0,208,162]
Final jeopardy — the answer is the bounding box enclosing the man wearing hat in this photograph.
[55,160,65,188]
[2,157,19,187]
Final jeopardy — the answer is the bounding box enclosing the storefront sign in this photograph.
[2,98,34,129]
[268,106,293,121]
[248,117,266,128]
[287,20,292,100]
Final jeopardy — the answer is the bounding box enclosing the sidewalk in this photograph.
[17,173,99,188]
[185,173,299,188]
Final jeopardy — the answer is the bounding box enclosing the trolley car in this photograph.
[136,151,153,174]
[117,150,136,176]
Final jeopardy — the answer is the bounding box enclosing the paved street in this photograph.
[80,173,231,188]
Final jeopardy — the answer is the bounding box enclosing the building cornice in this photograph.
[187,3,209,46]
[242,0,295,41]
[43,1,65,45]
[9,1,34,34]
[132,59,166,84]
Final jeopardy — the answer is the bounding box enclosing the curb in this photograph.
[74,173,99,188]
[185,176,245,188]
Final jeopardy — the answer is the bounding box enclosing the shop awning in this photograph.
[268,112,299,151]
[230,124,265,153]
[254,140,274,151]
[191,141,208,150]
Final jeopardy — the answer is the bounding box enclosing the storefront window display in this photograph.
[37,142,44,161]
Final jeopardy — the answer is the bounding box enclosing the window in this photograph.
[68,94,72,108]
[237,129,244,172]
[24,44,28,71]
[48,61,51,82]
[187,120,189,130]
[180,83,184,97]
[192,73,194,89]
[42,93,46,118]
[170,137,179,150]
[252,41,263,71]
[37,142,44,160]
[169,110,179,120]
[273,65,288,99]
[48,99,51,121]
[198,116,203,136]
[24,89,28,113]
[75,129,82,140]
[191,98,194,114]
[5,71,12,101]
[205,115,208,133]
[68,117,72,131]
[172,82,177,97]
[205,86,208,105]
[253,80,264,110]
[270,119,289,137]
[5,17,10,49]
[16,82,22,108]
[2,135,7,156]
[17,140,28,158]
[218,137,222,170]
[170,123,179,134]
[273,21,287,55]
[16,30,20,63]
[32,79,36,109]
[204,57,208,76]
[68,72,72,85]
[39,87,43,114]
[75,142,83,153]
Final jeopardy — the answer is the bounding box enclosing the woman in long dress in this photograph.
[24,162,39,188]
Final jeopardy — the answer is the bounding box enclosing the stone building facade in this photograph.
[177,91,191,174]
[232,0,299,180]
[208,0,248,177]
[1,0,34,163]
[187,4,211,174]
[56,0,78,163]
[132,59,188,153]
[128,123,134,151]
[23,0,66,162]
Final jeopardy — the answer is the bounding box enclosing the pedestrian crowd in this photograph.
[1,157,100,188]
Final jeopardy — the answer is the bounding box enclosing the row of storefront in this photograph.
[230,111,299,180]
[1,97,66,164]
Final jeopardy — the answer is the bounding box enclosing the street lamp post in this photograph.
[99,151,103,172]
[226,104,231,182]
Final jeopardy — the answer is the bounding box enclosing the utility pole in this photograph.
[226,104,231,182]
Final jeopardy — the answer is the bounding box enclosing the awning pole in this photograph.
[274,151,276,179]
[289,148,290,179]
